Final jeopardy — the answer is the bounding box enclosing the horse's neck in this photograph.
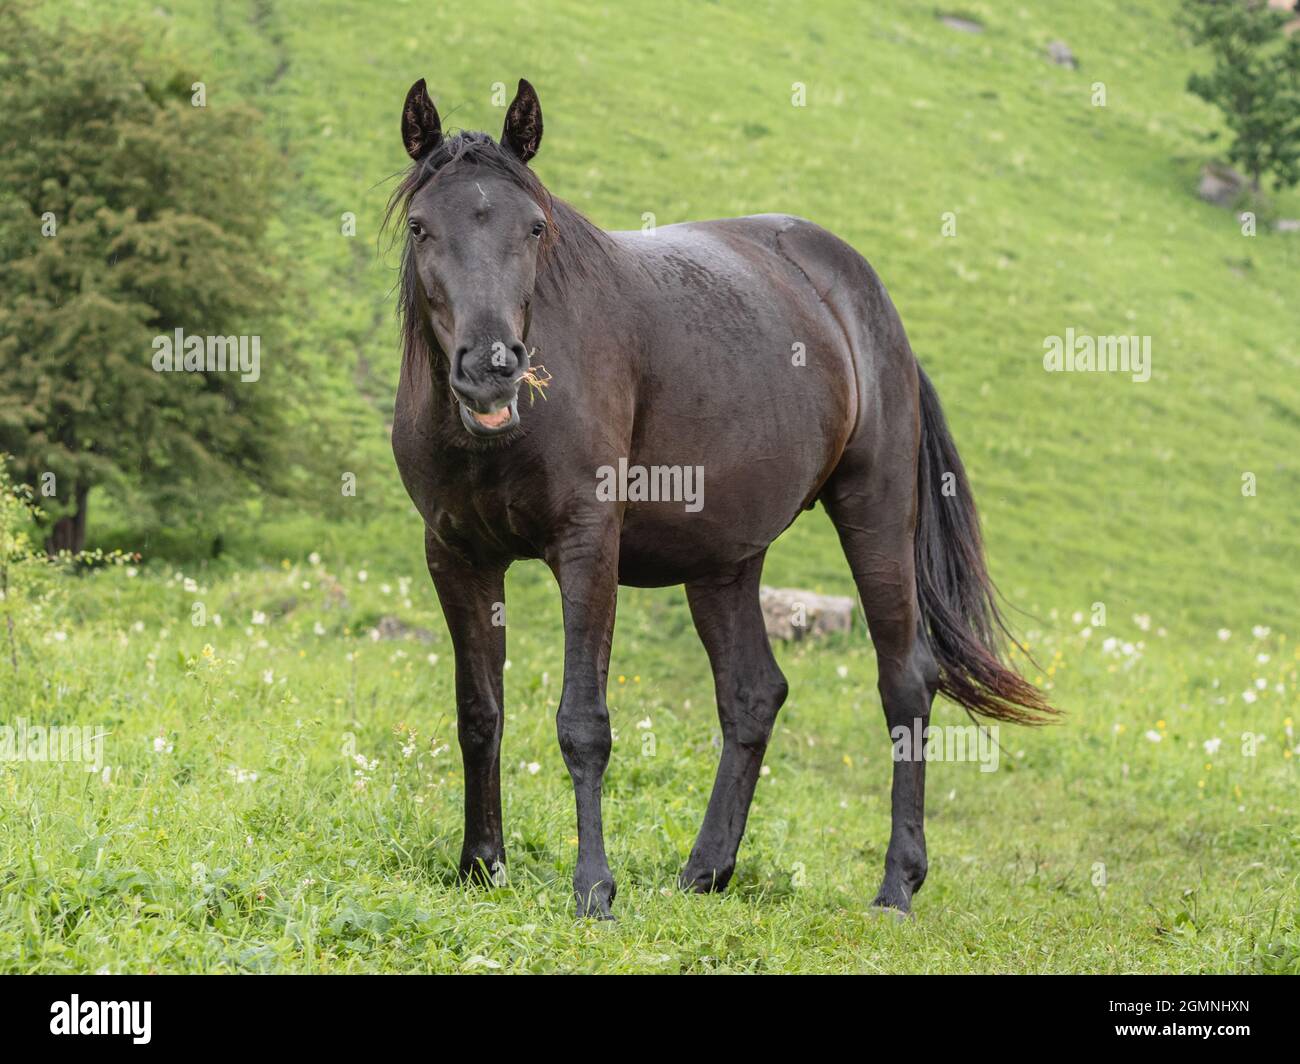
[531,231,638,341]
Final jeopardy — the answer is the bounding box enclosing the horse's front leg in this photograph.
[426,534,508,882]
[548,516,621,918]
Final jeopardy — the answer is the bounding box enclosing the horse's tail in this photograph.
[914,366,1059,725]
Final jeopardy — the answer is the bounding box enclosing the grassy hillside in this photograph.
[82,0,1299,628]
[2,0,1297,972]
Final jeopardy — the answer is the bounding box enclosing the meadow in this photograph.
[0,0,1296,973]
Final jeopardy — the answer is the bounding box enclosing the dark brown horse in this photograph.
[388,78,1055,918]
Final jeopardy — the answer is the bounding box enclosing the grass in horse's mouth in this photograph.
[516,351,552,405]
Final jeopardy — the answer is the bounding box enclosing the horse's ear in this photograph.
[402,78,442,160]
[501,78,543,163]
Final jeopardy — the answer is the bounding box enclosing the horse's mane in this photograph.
[383,131,614,367]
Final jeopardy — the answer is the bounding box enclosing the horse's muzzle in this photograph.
[456,393,520,436]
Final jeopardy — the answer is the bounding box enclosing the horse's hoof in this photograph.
[869,887,916,920]
[574,878,616,919]
[459,852,507,885]
[678,861,734,894]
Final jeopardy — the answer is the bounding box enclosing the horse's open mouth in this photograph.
[459,397,519,437]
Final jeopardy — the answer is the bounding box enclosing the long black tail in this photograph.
[915,367,1059,725]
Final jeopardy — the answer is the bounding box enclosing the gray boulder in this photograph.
[1198,162,1248,207]
[938,14,983,34]
[759,586,856,642]
[371,615,435,643]
[1047,40,1078,69]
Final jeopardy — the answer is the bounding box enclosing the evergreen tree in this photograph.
[1180,0,1300,194]
[0,5,287,553]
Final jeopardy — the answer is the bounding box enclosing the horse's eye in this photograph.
[409,220,426,240]
[530,221,546,238]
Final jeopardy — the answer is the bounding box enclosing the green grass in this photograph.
[2,551,1297,972]
[2,0,1297,972]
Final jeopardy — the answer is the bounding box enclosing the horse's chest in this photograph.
[419,465,548,565]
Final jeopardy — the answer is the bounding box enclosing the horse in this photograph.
[387,77,1056,919]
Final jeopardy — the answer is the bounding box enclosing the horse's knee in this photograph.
[457,696,501,757]
[556,698,611,778]
[722,670,788,751]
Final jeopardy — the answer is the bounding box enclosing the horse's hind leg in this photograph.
[680,552,788,893]
[821,450,939,915]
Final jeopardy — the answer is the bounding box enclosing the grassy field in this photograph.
[1,0,1297,973]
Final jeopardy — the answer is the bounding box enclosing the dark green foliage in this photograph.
[1180,0,1300,192]
[0,4,287,551]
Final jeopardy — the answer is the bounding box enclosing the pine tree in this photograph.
[1180,0,1300,194]
[0,5,287,553]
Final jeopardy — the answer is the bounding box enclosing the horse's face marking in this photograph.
[407,168,547,436]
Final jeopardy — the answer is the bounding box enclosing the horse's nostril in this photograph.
[452,341,526,385]
[484,342,526,377]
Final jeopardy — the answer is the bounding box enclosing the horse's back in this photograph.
[612,210,914,395]
[653,212,924,459]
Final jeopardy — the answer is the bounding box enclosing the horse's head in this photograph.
[394,78,549,438]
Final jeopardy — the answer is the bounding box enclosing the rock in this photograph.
[759,586,856,642]
[1198,162,1248,207]
[1046,40,1077,69]
[323,580,350,610]
[268,595,298,618]
[371,615,435,643]
[938,13,983,34]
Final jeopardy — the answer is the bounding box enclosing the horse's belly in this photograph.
[616,528,755,587]
[614,481,811,587]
